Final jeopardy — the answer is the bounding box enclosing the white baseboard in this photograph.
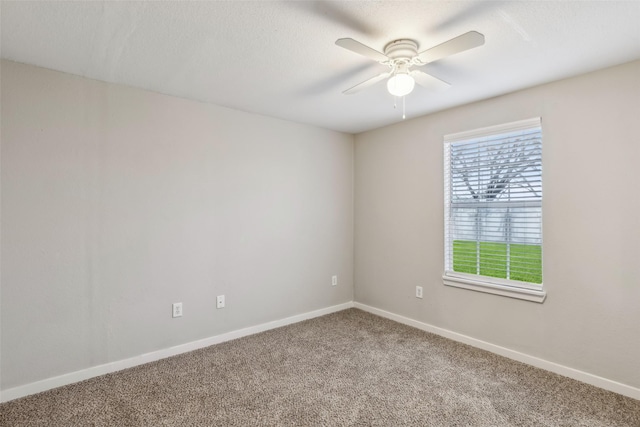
[6,301,638,403]
[1,301,354,403]
[354,302,640,401]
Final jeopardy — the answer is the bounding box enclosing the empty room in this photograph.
[1,1,639,425]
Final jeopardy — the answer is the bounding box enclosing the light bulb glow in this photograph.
[387,74,415,97]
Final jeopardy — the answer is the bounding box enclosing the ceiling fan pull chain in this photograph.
[402,95,406,120]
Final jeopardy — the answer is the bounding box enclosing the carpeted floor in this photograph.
[1,308,639,426]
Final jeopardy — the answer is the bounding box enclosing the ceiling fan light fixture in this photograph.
[387,73,415,97]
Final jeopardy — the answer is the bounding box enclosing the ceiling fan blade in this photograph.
[410,70,450,91]
[336,38,389,63]
[343,72,391,95]
[415,31,484,64]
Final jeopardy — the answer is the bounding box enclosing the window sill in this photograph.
[443,274,546,303]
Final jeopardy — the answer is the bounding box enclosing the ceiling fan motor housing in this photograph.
[384,39,418,61]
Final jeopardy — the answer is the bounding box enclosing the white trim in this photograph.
[6,300,638,403]
[444,117,541,143]
[443,274,546,303]
[353,302,640,401]
[1,301,354,403]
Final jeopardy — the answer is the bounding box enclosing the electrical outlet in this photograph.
[216,295,225,309]
[332,275,338,286]
[416,286,423,299]
[172,302,183,318]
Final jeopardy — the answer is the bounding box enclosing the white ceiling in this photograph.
[2,1,639,134]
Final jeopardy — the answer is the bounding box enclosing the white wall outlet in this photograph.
[172,302,183,318]
[216,295,225,309]
[416,286,423,299]
[332,275,338,286]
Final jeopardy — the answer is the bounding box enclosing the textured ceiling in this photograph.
[2,1,639,134]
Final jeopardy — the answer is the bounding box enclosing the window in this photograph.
[443,118,545,302]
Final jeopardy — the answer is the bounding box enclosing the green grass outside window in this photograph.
[453,240,542,284]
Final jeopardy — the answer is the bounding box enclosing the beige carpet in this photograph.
[1,308,638,426]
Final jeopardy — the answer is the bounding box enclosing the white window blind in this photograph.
[443,118,545,302]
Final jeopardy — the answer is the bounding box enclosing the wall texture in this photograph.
[354,60,640,389]
[1,60,354,390]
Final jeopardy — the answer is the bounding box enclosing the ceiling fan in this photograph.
[335,31,485,97]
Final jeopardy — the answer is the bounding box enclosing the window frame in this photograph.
[443,118,546,303]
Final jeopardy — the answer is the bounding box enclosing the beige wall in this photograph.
[1,60,354,390]
[3,57,639,395]
[354,60,640,388]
